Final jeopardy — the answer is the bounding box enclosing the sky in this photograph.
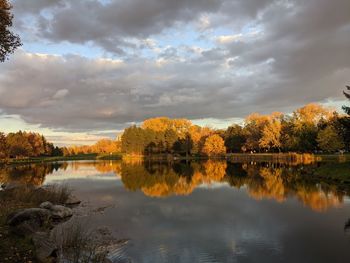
[0,0,349,146]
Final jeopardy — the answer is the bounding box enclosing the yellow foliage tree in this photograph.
[142,117,192,138]
[202,134,226,156]
[259,117,282,151]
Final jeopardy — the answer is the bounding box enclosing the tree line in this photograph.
[0,132,123,159]
[121,102,350,156]
[1,97,349,159]
[62,139,121,156]
[0,131,62,158]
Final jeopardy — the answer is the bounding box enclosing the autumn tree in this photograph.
[6,131,33,157]
[142,117,192,138]
[164,129,178,153]
[0,132,8,159]
[243,113,270,152]
[94,138,120,153]
[121,126,146,154]
[291,104,333,152]
[173,134,193,157]
[293,103,332,127]
[317,125,344,152]
[259,118,282,152]
[0,0,21,62]
[189,125,212,154]
[224,124,245,153]
[202,134,226,157]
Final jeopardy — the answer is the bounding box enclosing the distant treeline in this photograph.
[0,131,62,158]
[0,132,122,159]
[61,139,121,156]
[120,103,350,156]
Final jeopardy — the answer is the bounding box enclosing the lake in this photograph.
[1,159,350,262]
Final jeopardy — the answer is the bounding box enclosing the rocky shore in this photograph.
[0,184,128,263]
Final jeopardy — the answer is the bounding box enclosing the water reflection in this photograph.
[1,160,349,212]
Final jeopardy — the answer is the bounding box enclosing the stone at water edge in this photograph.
[6,208,52,236]
[64,195,81,205]
[39,201,54,210]
[50,205,73,219]
[39,202,73,219]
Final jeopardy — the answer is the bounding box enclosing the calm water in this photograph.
[1,160,350,262]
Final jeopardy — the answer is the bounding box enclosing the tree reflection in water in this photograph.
[0,160,349,212]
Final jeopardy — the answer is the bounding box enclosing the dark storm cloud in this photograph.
[0,0,349,131]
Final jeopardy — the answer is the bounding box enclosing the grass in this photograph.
[1,184,72,206]
[1,153,349,166]
[0,153,123,165]
[51,219,108,263]
[0,184,73,262]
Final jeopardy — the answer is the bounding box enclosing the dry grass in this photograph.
[0,184,72,208]
[51,219,108,263]
[0,184,73,262]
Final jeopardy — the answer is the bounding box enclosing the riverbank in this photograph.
[1,153,349,166]
[0,153,123,165]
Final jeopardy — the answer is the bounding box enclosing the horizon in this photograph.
[0,0,349,145]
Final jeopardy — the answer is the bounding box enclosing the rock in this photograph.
[64,195,81,206]
[40,201,73,220]
[50,205,73,220]
[6,208,51,236]
[39,201,54,210]
[32,232,57,263]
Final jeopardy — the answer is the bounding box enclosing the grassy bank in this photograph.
[1,153,349,166]
[0,153,123,165]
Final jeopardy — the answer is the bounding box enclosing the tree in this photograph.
[6,131,33,158]
[291,104,332,152]
[164,129,178,153]
[224,124,245,153]
[317,126,344,153]
[173,134,193,157]
[259,119,282,152]
[243,113,270,152]
[202,134,226,157]
[293,103,332,125]
[0,0,22,62]
[343,85,350,115]
[0,132,8,159]
[121,126,146,154]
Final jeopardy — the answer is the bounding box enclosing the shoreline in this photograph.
[0,153,348,166]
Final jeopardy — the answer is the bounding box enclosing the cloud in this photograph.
[52,89,69,99]
[0,0,348,132]
[216,34,243,44]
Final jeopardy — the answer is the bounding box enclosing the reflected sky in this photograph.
[1,160,350,262]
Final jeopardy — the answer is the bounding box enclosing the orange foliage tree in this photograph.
[202,134,226,156]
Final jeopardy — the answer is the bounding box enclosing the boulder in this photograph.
[39,202,73,220]
[64,195,81,206]
[39,201,54,210]
[6,208,51,235]
[50,205,73,219]
[32,232,58,263]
